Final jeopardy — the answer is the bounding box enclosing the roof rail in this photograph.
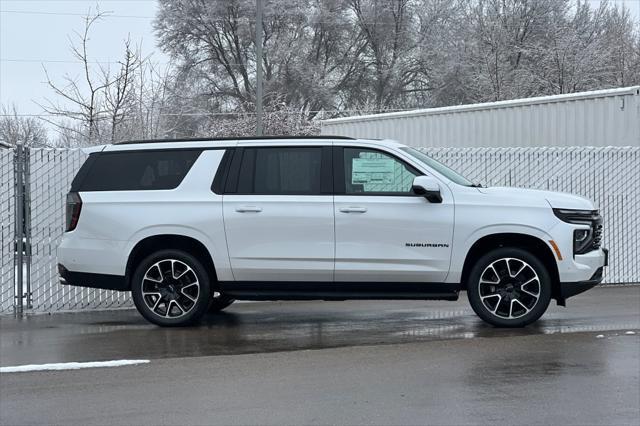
[115,135,355,145]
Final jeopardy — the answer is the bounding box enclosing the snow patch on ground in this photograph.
[0,359,150,373]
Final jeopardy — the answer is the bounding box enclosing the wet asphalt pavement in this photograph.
[1,285,639,425]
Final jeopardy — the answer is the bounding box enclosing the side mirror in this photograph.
[412,176,442,203]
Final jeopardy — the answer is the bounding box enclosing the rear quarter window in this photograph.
[72,150,202,191]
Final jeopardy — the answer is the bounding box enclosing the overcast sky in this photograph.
[1,0,639,118]
[0,0,165,117]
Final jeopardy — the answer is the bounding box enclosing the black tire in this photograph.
[208,294,235,313]
[466,247,551,328]
[131,249,211,327]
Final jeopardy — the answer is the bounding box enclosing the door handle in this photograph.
[235,206,262,213]
[339,207,367,213]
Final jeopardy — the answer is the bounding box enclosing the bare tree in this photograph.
[155,0,372,119]
[150,0,640,135]
[16,0,637,145]
[531,1,613,95]
[39,10,148,145]
[602,5,640,86]
[39,11,113,144]
[112,60,188,141]
[133,61,173,139]
[348,0,422,110]
[103,38,141,142]
[0,104,49,147]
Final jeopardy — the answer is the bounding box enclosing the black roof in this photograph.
[115,135,355,145]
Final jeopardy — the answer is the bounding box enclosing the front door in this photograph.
[223,146,334,281]
[334,146,454,282]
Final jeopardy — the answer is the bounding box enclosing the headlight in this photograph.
[553,208,600,224]
[573,229,591,254]
[553,208,602,255]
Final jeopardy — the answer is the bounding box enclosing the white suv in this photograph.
[58,136,608,327]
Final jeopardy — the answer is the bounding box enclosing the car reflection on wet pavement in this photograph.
[1,285,639,426]
[1,285,638,365]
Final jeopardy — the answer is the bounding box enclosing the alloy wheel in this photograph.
[141,259,200,318]
[478,257,541,319]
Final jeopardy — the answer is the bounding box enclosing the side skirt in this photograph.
[220,281,461,301]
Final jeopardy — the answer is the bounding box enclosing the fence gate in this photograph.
[0,148,15,313]
[0,145,638,315]
[1,146,133,315]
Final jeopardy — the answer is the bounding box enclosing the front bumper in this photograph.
[557,248,607,303]
[556,246,608,283]
[559,266,604,301]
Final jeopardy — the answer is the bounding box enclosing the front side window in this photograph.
[237,147,323,195]
[343,148,420,194]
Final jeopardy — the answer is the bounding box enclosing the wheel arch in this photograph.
[460,233,562,303]
[125,234,218,290]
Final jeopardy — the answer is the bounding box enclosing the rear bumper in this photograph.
[57,234,128,276]
[58,264,129,291]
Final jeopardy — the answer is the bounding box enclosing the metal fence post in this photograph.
[24,146,32,309]
[13,144,24,316]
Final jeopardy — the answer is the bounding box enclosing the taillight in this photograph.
[65,192,82,232]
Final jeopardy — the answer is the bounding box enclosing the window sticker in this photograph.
[352,157,395,185]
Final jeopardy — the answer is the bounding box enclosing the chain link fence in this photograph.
[28,149,133,312]
[0,145,638,315]
[0,149,15,313]
[422,146,640,283]
[1,147,133,314]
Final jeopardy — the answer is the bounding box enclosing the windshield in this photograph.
[399,147,474,187]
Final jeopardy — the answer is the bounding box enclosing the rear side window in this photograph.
[74,150,202,191]
[235,147,323,195]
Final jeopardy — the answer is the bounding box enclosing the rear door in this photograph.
[222,145,334,281]
[333,145,454,282]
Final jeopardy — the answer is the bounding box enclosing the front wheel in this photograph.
[467,248,552,327]
[131,250,211,327]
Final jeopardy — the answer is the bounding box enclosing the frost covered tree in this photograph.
[154,0,369,119]
[602,5,640,87]
[30,0,635,141]
[0,104,49,147]
[40,10,180,146]
[155,0,638,130]
[39,11,116,144]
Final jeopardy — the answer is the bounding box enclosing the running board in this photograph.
[220,281,461,301]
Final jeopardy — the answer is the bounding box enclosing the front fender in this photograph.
[447,224,557,283]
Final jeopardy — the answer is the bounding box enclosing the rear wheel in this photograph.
[131,249,211,327]
[467,247,551,327]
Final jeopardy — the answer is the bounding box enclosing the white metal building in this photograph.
[321,86,640,147]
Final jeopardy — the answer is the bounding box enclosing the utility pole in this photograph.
[255,0,264,136]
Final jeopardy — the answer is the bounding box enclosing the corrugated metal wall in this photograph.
[321,87,640,147]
